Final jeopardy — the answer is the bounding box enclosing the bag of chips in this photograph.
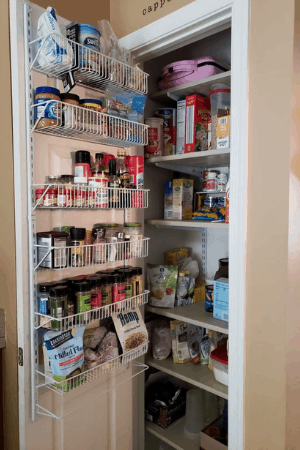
[147,264,178,308]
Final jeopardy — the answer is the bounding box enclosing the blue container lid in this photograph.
[80,98,102,106]
[36,86,60,96]
[78,24,101,36]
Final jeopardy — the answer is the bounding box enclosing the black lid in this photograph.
[67,277,86,287]
[219,258,229,267]
[117,268,133,276]
[60,93,80,102]
[95,153,103,160]
[113,274,126,283]
[38,282,55,293]
[75,150,90,165]
[88,276,103,288]
[109,159,116,175]
[50,285,68,297]
[117,265,133,270]
[70,227,86,241]
[74,280,91,292]
[131,267,142,275]
[96,269,116,275]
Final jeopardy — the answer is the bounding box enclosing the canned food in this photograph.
[205,284,214,313]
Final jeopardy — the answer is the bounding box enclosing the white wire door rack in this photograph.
[33,184,149,211]
[32,100,149,147]
[34,237,150,271]
[35,291,149,332]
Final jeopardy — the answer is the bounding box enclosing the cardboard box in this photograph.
[145,388,186,429]
[217,110,230,149]
[164,181,173,220]
[176,99,186,154]
[185,94,210,153]
[172,179,194,220]
[165,248,189,265]
[194,281,206,303]
[213,278,229,322]
[200,417,228,450]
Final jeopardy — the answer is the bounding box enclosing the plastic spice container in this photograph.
[35,86,61,129]
[49,285,68,330]
[77,24,101,71]
[61,93,80,128]
[88,175,108,208]
[80,99,102,131]
[131,267,143,296]
[117,268,133,299]
[89,276,103,309]
[209,84,230,149]
[74,150,91,183]
[210,346,228,386]
[92,227,106,264]
[74,185,87,207]
[36,231,68,269]
[61,175,75,207]
[101,276,112,306]
[124,223,143,258]
[74,281,92,318]
[70,228,86,267]
[38,282,53,315]
[57,186,67,207]
[204,172,217,192]
[217,173,228,192]
[44,189,57,207]
[35,189,45,207]
[112,274,126,304]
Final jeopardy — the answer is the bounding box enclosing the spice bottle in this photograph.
[101,276,112,306]
[49,285,68,331]
[74,150,91,183]
[131,267,143,296]
[92,226,106,264]
[91,153,104,177]
[36,231,68,269]
[117,268,133,299]
[108,159,120,208]
[70,228,86,267]
[89,276,103,309]
[112,274,126,304]
[35,189,46,207]
[38,282,53,315]
[74,281,92,319]
[123,223,143,258]
[61,93,80,128]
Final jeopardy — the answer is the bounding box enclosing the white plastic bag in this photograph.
[152,320,172,360]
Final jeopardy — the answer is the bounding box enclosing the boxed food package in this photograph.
[170,320,191,364]
[176,99,186,154]
[194,281,206,303]
[155,109,177,156]
[165,248,189,266]
[164,181,173,220]
[185,94,211,153]
[172,179,194,220]
[213,278,229,322]
[217,109,230,149]
[200,417,228,450]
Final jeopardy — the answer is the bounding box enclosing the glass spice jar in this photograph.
[35,188,45,207]
[49,285,68,331]
[123,223,143,258]
[92,227,106,264]
[131,267,143,296]
[112,274,126,305]
[61,175,75,207]
[117,268,133,299]
[101,276,112,306]
[74,281,91,322]
[70,228,86,267]
[44,189,57,207]
[89,276,103,310]
[57,187,67,207]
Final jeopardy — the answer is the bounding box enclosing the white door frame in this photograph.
[120,1,249,449]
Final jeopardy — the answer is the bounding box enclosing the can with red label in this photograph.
[125,155,144,189]
[145,117,163,159]
[154,108,177,156]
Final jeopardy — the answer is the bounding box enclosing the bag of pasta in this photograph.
[147,264,178,308]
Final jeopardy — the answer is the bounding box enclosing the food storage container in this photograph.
[210,346,228,386]
[209,84,231,149]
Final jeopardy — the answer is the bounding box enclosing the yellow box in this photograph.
[217,113,230,149]
[194,281,206,303]
[165,248,189,266]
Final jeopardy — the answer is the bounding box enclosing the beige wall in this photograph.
[110,0,193,38]
[0,0,19,449]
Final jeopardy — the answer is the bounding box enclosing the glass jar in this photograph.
[61,175,75,207]
[57,187,67,207]
[214,258,229,280]
[70,228,86,267]
[92,227,106,264]
[44,188,57,207]
[49,285,68,330]
[112,274,126,305]
[35,189,45,207]
[131,267,143,296]
[89,276,103,309]
[35,86,61,129]
[117,268,133,299]
[101,276,112,306]
[209,84,231,149]
[124,223,143,258]
[217,173,228,192]
[38,282,53,315]
[95,223,120,239]
[60,93,80,128]
[74,281,92,318]
[74,184,87,208]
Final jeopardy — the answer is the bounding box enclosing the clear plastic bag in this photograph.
[152,320,172,360]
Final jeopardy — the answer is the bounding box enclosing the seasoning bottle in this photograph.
[101,276,112,306]
[108,159,120,208]
[74,150,91,183]
[112,274,126,304]
[89,276,103,310]
[35,188,46,207]
[60,93,80,128]
[123,223,143,258]
[70,228,86,267]
[92,226,106,264]
[117,268,133,299]
[131,267,143,296]
[117,149,130,188]
[60,175,75,207]
[91,153,104,177]
[36,231,68,269]
[49,285,68,331]
[74,281,92,321]
[38,282,53,315]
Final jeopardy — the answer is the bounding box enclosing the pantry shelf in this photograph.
[146,220,228,230]
[32,101,148,147]
[146,302,228,334]
[145,149,230,169]
[28,32,149,95]
[146,417,199,450]
[150,71,231,104]
[146,356,228,400]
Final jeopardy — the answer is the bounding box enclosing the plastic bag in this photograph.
[148,264,178,308]
[106,87,146,123]
[152,320,172,360]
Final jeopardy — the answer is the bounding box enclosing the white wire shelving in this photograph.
[33,183,149,211]
[28,32,149,95]
[36,291,149,332]
[32,100,149,146]
[34,237,150,271]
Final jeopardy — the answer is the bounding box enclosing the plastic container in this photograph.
[214,258,229,280]
[61,93,80,128]
[210,346,228,386]
[35,189,45,207]
[35,86,61,129]
[144,118,163,159]
[217,173,228,192]
[204,172,217,192]
[89,276,103,309]
[70,228,86,267]
[117,268,133,298]
[209,84,231,149]
[78,24,101,71]
[184,389,203,440]
[112,274,126,304]
[74,280,92,315]
[49,285,68,330]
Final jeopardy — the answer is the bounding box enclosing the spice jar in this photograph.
[61,93,80,129]
[80,99,102,132]
[70,228,86,267]
[112,274,126,305]
[74,184,87,208]
[117,268,133,299]
[44,189,57,207]
[38,282,53,315]
[35,86,61,129]
[61,175,75,207]
[74,151,91,183]
[57,186,67,207]
[35,189,45,207]
[92,227,106,264]
[74,281,91,320]
[36,231,68,269]
[131,267,143,296]
[101,276,112,306]
[217,173,228,192]
[49,285,68,330]
[95,223,120,239]
[88,175,108,208]
[124,223,143,258]
[89,276,103,309]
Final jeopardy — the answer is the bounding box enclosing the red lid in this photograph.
[47,189,57,194]
[35,189,45,194]
[209,88,231,96]
[210,346,228,365]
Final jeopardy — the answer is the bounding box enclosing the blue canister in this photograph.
[205,284,214,313]
[78,24,100,69]
[35,86,61,123]
[38,282,53,315]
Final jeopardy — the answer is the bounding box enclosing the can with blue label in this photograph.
[38,282,53,315]
[78,24,101,71]
[205,284,214,313]
[35,86,61,128]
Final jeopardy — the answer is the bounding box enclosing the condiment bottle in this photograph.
[70,228,86,267]
[49,285,68,331]
[108,159,120,208]
[38,282,52,315]
[74,150,91,183]
[89,276,103,310]
[116,149,130,188]
[131,267,143,296]
[101,276,112,306]
[112,274,126,305]
[35,188,45,207]
[117,268,133,299]
[74,281,92,321]
[92,227,106,264]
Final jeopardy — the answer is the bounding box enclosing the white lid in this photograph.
[217,173,228,179]
[206,172,217,178]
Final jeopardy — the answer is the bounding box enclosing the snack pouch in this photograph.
[147,264,178,308]
[43,326,85,391]
[170,320,191,364]
[112,308,148,353]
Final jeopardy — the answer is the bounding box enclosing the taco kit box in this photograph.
[185,94,211,153]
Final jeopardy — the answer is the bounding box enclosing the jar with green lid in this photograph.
[117,268,133,299]
[131,267,143,297]
[74,281,91,322]
[49,285,68,330]
[124,223,143,258]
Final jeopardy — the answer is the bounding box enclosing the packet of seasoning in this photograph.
[112,308,148,353]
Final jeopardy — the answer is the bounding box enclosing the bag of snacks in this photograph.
[152,319,172,360]
[147,264,178,308]
[170,320,191,364]
[112,308,148,352]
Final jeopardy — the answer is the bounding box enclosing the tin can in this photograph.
[205,284,214,313]
[125,155,144,189]
[145,117,163,159]
[154,108,177,156]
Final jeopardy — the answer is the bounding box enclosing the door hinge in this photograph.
[18,347,23,366]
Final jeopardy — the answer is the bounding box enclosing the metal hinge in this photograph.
[18,347,24,366]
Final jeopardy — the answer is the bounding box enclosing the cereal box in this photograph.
[164,181,173,220]
[185,94,211,153]
[217,109,230,149]
[176,99,186,154]
[172,179,194,220]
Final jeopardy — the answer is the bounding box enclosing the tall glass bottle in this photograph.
[108,159,120,208]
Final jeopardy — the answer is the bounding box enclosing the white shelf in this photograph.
[146,301,228,334]
[146,148,230,168]
[146,220,228,229]
[146,356,228,400]
[151,71,231,104]
[146,416,199,450]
